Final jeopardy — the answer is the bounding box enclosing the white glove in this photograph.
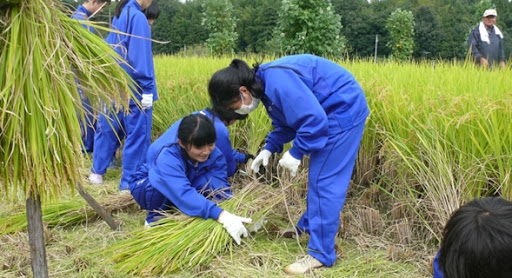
[250,149,272,174]
[218,211,252,245]
[141,94,153,110]
[278,151,301,177]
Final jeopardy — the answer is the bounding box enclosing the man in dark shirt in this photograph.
[468,9,506,69]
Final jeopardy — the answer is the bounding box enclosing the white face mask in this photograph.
[235,93,260,115]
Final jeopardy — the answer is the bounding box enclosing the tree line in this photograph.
[63,0,512,61]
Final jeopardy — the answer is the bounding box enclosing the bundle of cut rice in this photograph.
[0,194,136,234]
[107,180,285,276]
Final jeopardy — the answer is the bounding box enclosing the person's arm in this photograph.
[148,148,223,220]
[126,12,157,99]
[189,148,233,200]
[468,28,484,62]
[263,68,329,159]
[499,37,506,69]
[212,119,238,177]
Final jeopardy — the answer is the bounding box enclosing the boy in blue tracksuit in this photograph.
[208,54,369,274]
[196,108,252,177]
[71,0,110,153]
[89,0,157,189]
[130,114,252,245]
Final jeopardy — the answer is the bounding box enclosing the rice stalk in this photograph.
[0,0,133,202]
[107,180,286,276]
[0,194,137,235]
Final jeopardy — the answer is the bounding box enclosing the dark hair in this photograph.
[439,197,512,278]
[114,0,127,18]
[208,107,248,123]
[94,0,112,5]
[178,114,216,148]
[207,59,264,110]
[143,1,160,20]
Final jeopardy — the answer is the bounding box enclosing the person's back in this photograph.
[434,197,512,278]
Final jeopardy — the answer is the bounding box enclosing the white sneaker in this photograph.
[119,189,130,195]
[284,254,324,274]
[88,173,103,184]
[144,220,151,229]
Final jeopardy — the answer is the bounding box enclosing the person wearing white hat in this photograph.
[468,8,506,69]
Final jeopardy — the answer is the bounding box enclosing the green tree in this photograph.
[234,0,279,53]
[413,6,443,59]
[1,0,133,276]
[202,0,238,55]
[386,8,415,61]
[269,0,345,58]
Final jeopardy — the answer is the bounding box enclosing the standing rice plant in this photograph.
[106,180,286,276]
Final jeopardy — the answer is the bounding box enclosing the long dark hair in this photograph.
[114,0,128,18]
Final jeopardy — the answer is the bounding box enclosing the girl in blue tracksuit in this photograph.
[195,108,252,177]
[89,0,157,189]
[208,54,369,274]
[71,0,110,153]
[130,114,252,245]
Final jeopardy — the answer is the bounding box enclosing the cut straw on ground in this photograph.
[106,180,286,276]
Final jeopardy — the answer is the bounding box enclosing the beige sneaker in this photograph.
[88,173,103,184]
[284,254,324,274]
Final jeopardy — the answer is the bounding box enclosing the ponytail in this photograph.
[115,0,129,18]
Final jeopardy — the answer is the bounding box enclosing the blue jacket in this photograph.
[256,54,370,159]
[105,0,157,102]
[195,109,247,177]
[141,118,230,220]
[71,5,94,33]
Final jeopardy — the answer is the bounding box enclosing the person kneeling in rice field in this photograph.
[129,113,252,245]
[194,107,253,178]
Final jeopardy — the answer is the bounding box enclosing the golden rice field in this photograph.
[1,55,511,277]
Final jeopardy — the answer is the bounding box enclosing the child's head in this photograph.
[439,197,512,278]
[143,1,160,26]
[84,0,111,16]
[178,114,216,163]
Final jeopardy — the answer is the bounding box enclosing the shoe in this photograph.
[284,254,324,274]
[88,173,103,184]
[119,189,130,195]
[282,229,298,239]
[282,227,304,239]
[144,220,151,229]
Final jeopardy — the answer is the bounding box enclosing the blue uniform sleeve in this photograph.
[263,68,329,159]
[106,3,157,101]
[432,250,444,278]
[232,150,247,163]
[213,119,237,177]
[125,13,157,98]
[148,149,223,220]
[189,149,233,200]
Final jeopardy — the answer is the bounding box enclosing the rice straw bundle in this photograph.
[108,180,285,276]
[0,194,137,235]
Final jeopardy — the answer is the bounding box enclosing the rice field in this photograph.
[1,55,511,277]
